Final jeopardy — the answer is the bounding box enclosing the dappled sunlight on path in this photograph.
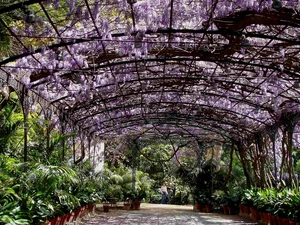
[79,203,258,225]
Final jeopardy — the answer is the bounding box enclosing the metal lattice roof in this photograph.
[0,0,300,142]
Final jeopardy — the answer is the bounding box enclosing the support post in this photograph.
[44,110,52,157]
[21,87,29,163]
[237,140,253,188]
[256,132,265,188]
[132,143,137,192]
[60,113,66,161]
[73,127,76,164]
[286,123,296,188]
[267,125,278,187]
[129,139,139,193]
[282,113,299,188]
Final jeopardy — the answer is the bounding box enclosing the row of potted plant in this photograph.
[0,156,103,225]
[239,187,300,224]
[193,186,300,223]
[193,189,242,214]
[40,203,96,225]
[193,191,214,213]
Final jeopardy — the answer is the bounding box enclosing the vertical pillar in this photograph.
[237,140,253,188]
[268,126,278,187]
[73,126,76,164]
[59,113,66,161]
[286,122,296,187]
[74,133,85,164]
[256,132,265,188]
[196,141,204,192]
[21,87,29,163]
[132,142,137,192]
[88,137,91,160]
[129,139,139,193]
[44,110,51,156]
[197,141,204,169]
[92,139,96,169]
[62,124,65,161]
[281,113,299,187]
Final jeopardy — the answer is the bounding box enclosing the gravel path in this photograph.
[79,203,258,225]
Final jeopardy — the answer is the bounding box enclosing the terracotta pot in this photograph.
[194,203,202,212]
[249,208,254,220]
[80,206,86,218]
[254,209,261,220]
[48,218,57,225]
[259,212,264,220]
[250,208,259,221]
[55,217,61,225]
[205,204,212,213]
[222,205,228,214]
[134,201,141,210]
[239,204,244,214]
[277,216,284,225]
[227,206,235,215]
[86,204,95,212]
[290,221,296,225]
[72,208,81,221]
[271,214,278,225]
[124,203,131,210]
[59,215,69,225]
[244,205,250,215]
[67,212,74,223]
[263,213,271,224]
[254,209,260,220]
[282,218,291,225]
[103,203,110,212]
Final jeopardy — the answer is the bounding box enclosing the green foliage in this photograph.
[0,24,11,59]
[26,114,75,163]
[0,155,24,186]
[0,91,75,163]
[0,157,30,225]
[0,94,23,156]
[71,162,103,206]
[139,142,174,181]
[0,155,103,225]
[0,201,29,225]
[241,187,300,221]
[99,164,154,202]
[193,190,209,204]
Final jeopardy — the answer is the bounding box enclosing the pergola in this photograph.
[0,0,300,160]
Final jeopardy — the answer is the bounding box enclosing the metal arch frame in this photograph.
[0,1,300,144]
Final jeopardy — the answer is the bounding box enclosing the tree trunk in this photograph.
[236,141,253,188]
[256,133,265,188]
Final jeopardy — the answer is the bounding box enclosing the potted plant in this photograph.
[224,192,240,215]
[124,199,131,210]
[103,201,110,212]
[204,194,213,213]
[192,190,201,212]
[240,189,254,217]
[131,189,146,210]
[194,191,208,212]
[212,190,228,214]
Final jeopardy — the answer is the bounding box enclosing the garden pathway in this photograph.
[81,203,258,225]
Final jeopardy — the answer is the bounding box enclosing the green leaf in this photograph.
[13,219,30,225]
[0,215,14,224]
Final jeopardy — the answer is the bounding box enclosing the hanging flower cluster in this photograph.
[1,0,300,145]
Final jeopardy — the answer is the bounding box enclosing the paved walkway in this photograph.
[82,203,257,225]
